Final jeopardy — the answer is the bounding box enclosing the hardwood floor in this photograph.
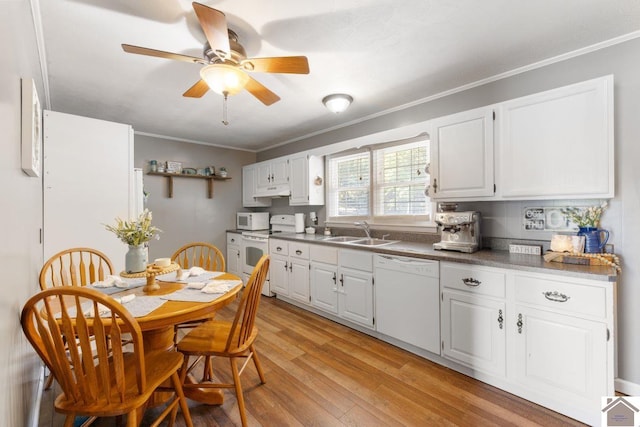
[40,296,586,426]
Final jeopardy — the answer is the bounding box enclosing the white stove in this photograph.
[240,214,296,296]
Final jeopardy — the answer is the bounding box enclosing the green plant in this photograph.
[561,201,608,228]
[105,209,162,246]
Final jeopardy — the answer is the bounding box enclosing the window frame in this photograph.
[326,137,435,230]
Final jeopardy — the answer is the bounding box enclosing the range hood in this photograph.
[254,184,291,198]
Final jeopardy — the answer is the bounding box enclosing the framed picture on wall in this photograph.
[21,78,42,177]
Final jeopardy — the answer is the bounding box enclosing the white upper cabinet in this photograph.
[256,157,289,190]
[242,164,271,207]
[429,106,495,199]
[289,153,325,206]
[497,75,614,199]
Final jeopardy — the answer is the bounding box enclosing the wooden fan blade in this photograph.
[242,56,310,74]
[122,44,206,64]
[192,2,230,58]
[245,77,280,105]
[183,79,210,98]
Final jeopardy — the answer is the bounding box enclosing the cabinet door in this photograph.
[227,246,241,277]
[242,165,271,207]
[256,161,273,189]
[271,157,290,186]
[310,263,338,314]
[338,267,374,328]
[430,107,495,199]
[289,155,309,205]
[270,254,289,296]
[511,305,608,406]
[441,290,506,377]
[498,75,613,199]
[290,259,310,304]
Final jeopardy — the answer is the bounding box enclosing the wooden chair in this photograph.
[39,247,116,390]
[171,242,225,272]
[39,247,114,290]
[177,255,270,427]
[21,287,193,427]
[171,242,226,345]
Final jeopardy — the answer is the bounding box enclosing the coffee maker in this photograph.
[433,208,481,253]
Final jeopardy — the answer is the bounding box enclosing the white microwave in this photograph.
[236,212,270,230]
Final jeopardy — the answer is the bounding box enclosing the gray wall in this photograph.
[134,134,256,260]
[259,38,640,391]
[1,1,46,425]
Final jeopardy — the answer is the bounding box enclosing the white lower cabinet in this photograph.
[226,232,242,278]
[441,263,507,376]
[310,246,374,329]
[269,239,310,304]
[440,261,615,426]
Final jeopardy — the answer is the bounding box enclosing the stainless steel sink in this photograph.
[323,236,363,243]
[348,238,399,246]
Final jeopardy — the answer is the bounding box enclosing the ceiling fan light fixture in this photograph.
[322,93,353,113]
[200,64,249,95]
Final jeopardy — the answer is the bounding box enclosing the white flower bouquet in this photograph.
[561,201,608,228]
[105,209,162,246]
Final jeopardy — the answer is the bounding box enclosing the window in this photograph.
[327,138,432,226]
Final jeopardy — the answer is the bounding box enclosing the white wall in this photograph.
[134,134,255,261]
[260,37,640,391]
[0,1,46,426]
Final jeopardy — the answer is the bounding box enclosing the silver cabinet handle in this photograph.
[497,309,503,330]
[462,278,481,287]
[296,249,302,255]
[276,246,283,252]
[543,291,570,302]
[517,313,523,334]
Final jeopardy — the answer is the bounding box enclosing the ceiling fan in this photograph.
[121,2,309,107]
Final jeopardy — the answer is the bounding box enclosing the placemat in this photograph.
[161,280,242,302]
[157,270,225,283]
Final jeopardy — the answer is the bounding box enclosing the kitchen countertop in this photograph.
[264,232,618,282]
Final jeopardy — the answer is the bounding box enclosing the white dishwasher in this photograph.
[374,254,440,354]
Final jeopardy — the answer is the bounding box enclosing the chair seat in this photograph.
[177,320,258,356]
[55,350,183,417]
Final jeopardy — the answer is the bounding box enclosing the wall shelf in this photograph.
[147,172,231,198]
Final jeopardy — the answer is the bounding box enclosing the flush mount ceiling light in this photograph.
[322,93,353,113]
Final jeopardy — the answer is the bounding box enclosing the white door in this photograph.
[511,305,608,405]
[270,157,290,186]
[498,76,613,199]
[43,110,133,272]
[290,258,310,304]
[289,155,308,205]
[310,263,339,314]
[270,254,289,296]
[430,106,494,199]
[441,290,506,377]
[242,165,271,207]
[339,267,374,328]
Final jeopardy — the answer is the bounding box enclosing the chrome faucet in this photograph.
[354,220,371,238]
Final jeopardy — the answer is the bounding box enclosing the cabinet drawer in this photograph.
[339,249,373,272]
[514,273,607,319]
[270,239,288,256]
[441,262,506,298]
[227,233,241,246]
[310,244,338,264]
[289,242,310,259]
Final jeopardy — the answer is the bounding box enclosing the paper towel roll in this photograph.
[295,213,305,233]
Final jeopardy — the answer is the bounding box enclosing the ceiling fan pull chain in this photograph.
[222,92,229,126]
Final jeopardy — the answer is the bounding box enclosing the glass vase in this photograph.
[125,244,148,273]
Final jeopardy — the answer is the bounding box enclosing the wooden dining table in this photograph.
[109,271,243,405]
